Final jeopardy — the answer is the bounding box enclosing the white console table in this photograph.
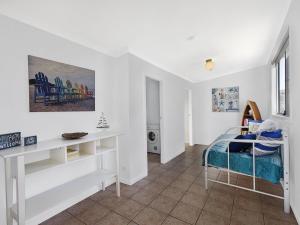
[0,131,121,225]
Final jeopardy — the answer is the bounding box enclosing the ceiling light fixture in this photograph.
[205,58,214,71]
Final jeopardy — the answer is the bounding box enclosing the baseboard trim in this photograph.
[120,172,147,185]
[120,146,185,186]
[193,142,211,146]
[161,148,185,164]
[290,201,300,224]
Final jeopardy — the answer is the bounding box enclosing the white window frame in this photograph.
[271,35,289,117]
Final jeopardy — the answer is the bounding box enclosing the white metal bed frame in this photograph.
[204,126,290,213]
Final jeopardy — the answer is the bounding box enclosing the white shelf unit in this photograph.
[24,148,66,175]
[13,172,101,225]
[96,136,116,155]
[66,141,95,163]
[95,136,117,192]
[25,159,62,175]
[96,146,115,155]
[1,131,121,225]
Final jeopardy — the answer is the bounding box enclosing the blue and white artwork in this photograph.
[212,86,239,112]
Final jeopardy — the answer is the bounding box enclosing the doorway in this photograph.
[145,77,161,165]
[184,89,193,146]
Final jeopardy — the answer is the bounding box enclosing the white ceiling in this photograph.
[0,0,291,82]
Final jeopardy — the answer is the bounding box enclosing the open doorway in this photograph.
[145,77,162,167]
[184,89,193,146]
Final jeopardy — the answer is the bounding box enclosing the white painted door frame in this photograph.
[143,75,165,164]
[186,89,193,146]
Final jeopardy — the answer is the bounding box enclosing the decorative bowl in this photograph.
[62,132,88,140]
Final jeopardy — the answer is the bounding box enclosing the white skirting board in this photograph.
[121,172,148,186]
[161,147,185,164]
[290,202,300,225]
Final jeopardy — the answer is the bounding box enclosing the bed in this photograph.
[204,126,290,213]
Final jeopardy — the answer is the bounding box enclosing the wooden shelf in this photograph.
[241,100,262,132]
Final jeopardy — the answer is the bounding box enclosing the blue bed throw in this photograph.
[205,134,283,184]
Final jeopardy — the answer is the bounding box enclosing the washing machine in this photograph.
[147,125,161,154]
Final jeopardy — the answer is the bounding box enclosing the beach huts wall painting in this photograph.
[212,86,239,112]
[28,56,95,112]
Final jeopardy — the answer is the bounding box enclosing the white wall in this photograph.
[119,54,191,184]
[0,14,117,140]
[184,90,189,143]
[111,54,131,181]
[192,65,271,145]
[0,14,119,225]
[0,15,192,224]
[270,0,300,221]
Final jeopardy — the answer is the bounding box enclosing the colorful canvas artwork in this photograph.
[212,86,239,112]
[28,55,95,112]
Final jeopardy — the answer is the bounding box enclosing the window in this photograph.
[272,36,289,116]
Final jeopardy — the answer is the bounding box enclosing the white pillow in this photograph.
[257,119,279,132]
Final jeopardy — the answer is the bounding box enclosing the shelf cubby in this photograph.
[96,137,116,155]
[25,148,66,175]
[66,141,96,162]
[241,100,262,134]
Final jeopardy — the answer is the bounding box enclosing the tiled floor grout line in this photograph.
[155,149,287,224]
[167,157,206,224]
[193,168,219,225]
[199,160,252,224]
[216,171,235,225]
[128,161,179,224]
[65,210,90,225]
[87,187,146,225]
[175,162,206,225]
[140,156,202,225]
[162,165,199,225]
[108,155,202,225]
[140,162,188,224]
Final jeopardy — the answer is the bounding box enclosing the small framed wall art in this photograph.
[24,136,37,146]
[212,86,239,112]
[0,132,21,150]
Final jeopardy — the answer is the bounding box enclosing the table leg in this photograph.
[5,158,13,225]
[16,156,25,225]
[101,155,106,191]
[115,136,120,197]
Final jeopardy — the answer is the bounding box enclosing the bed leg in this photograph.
[284,133,290,214]
[284,190,290,213]
[284,164,290,214]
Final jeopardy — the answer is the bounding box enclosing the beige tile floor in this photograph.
[41,145,298,225]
